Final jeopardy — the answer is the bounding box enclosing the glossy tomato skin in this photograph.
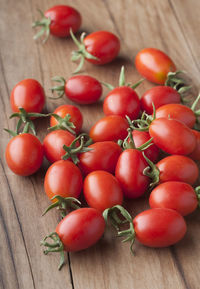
[103,86,140,119]
[44,160,83,201]
[149,181,198,216]
[56,208,105,251]
[133,208,186,247]
[141,86,181,115]
[135,48,176,84]
[5,133,43,176]
[156,155,199,185]
[10,79,45,113]
[50,104,83,134]
[189,130,200,161]
[90,115,129,142]
[149,118,196,155]
[115,149,150,198]
[155,104,196,129]
[79,141,122,175]
[45,5,81,37]
[84,31,120,65]
[84,171,123,212]
[65,75,102,104]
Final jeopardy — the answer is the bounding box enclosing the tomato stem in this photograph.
[49,76,66,99]
[195,186,200,207]
[32,9,51,43]
[48,113,76,134]
[142,152,160,188]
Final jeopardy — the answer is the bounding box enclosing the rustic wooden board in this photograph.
[0,0,200,288]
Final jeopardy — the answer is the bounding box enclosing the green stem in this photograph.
[142,152,160,188]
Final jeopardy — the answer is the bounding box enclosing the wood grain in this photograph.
[0,0,200,288]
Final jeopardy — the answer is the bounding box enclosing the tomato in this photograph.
[44,160,83,201]
[141,86,181,114]
[149,182,198,216]
[84,171,123,212]
[135,48,176,84]
[189,130,200,161]
[43,130,76,163]
[149,118,196,155]
[90,115,129,142]
[133,208,186,247]
[10,79,45,113]
[79,141,122,175]
[5,133,43,176]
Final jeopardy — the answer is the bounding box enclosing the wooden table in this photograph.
[1,0,200,288]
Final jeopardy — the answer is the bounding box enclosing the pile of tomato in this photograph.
[5,4,200,270]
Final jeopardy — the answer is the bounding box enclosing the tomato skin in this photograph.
[115,149,150,198]
[83,171,123,212]
[79,141,122,175]
[156,155,199,185]
[149,181,198,216]
[5,133,43,176]
[135,48,176,84]
[149,118,196,155]
[90,115,129,142]
[65,75,102,104]
[56,208,105,251]
[103,86,140,119]
[44,160,83,201]
[45,5,81,37]
[10,79,45,113]
[189,130,200,161]
[133,208,186,247]
[50,105,83,134]
[84,31,120,65]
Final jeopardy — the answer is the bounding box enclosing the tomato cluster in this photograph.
[4,4,200,270]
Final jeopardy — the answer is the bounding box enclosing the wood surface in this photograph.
[0,0,200,288]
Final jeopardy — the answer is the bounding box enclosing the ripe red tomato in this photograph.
[133,208,186,247]
[50,104,83,134]
[5,133,43,176]
[44,160,83,201]
[10,79,45,113]
[84,171,123,212]
[90,115,129,142]
[149,182,198,216]
[135,48,176,84]
[189,130,200,161]
[149,118,196,155]
[141,86,181,114]
[78,141,122,175]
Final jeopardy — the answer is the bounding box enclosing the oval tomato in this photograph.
[189,130,200,161]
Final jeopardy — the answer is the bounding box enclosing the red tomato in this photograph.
[156,155,199,185]
[43,130,76,163]
[141,86,181,114]
[149,118,196,155]
[5,133,43,176]
[90,115,129,142]
[44,160,83,201]
[149,182,198,216]
[133,208,186,247]
[78,141,122,175]
[135,48,176,84]
[115,149,150,198]
[103,86,140,119]
[50,104,83,134]
[189,130,200,161]
[10,79,45,113]
[65,75,102,104]
[83,171,123,212]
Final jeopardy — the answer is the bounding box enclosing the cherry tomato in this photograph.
[43,130,76,163]
[149,182,198,216]
[189,130,200,161]
[5,133,43,176]
[149,118,196,155]
[10,79,45,113]
[78,141,122,175]
[141,86,181,114]
[90,115,129,142]
[44,160,83,201]
[135,48,176,84]
[103,86,140,119]
[50,104,83,134]
[84,171,123,212]
[133,208,186,247]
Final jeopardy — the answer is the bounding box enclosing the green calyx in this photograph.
[32,9,51,43]
[195,186,200,207]
[49,76,66,99]
[190,93,200,130]
[142,152,160,188]
[49,113,76,134]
